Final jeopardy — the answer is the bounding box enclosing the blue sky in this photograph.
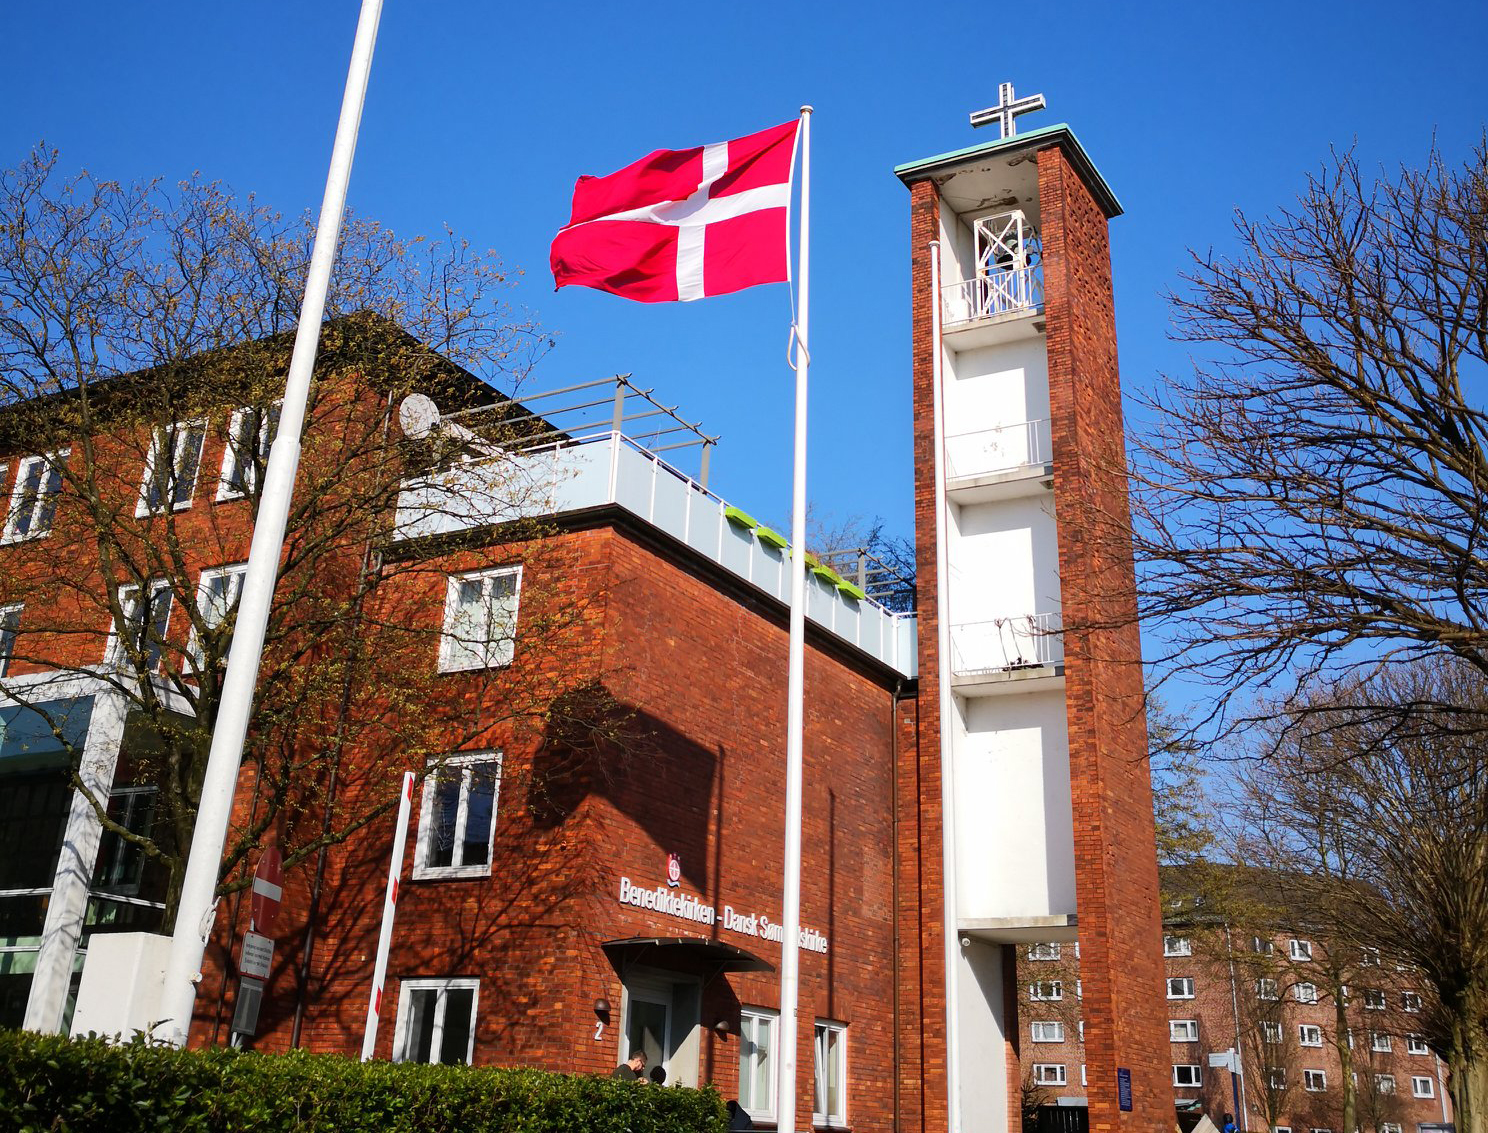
[4,0,1485,561]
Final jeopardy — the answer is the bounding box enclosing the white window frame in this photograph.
[1304,1069,1327,1092]
[812,1019,848,1127]
[438,565,523,672]
[1170,1019,1199,1042]
[3,450,68,543]
[1363,988,1387,1011]
[137,419,208,515]
[1257,977,1280,1001]
[392,977,478,1064]
[1077,1020,1084,1042]
[1031,1021,1065,1043]
[1370,1031,1393,1053]
[217,401,283,500]
[1029,980,1063,1001]
[1268,1068,1287,1089]
[1032,1063,1066,1086]
[1173,1065,1203,1087]
[1407,1034,1430,1055]
[1028,942,1061,961]
[0,602,20,678]
[189,563,248,669]
[739,1007,779,1123]
[1273,1126,1292,1133]
[1380,1123,1402,1133]
[107,580,174,671]
[1294,981,1318,1003]
[1164,935,1192,957]
[1253,936,1275,954]
[1411,1076,1435,1098]
[1167,976,1196,999]
[1080,1064,1086,1086]
[1402,992,1422,1013]
[1289,938,1314,961]
[1374,1074,1396,1095]
[1299,1024,1323,1047]
[1262,1021,1283,1044]
[1360,946,1381,966]
[413,751,503,879]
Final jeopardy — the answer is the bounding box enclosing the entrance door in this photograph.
[620,972,701,1087]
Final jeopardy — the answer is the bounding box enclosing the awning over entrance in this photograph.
[602,936,775,975]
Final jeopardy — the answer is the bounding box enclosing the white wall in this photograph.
[952,691,1075,922]
[945,339,1050,434]
[947,495,1061,627]
[956,938,1010,1133]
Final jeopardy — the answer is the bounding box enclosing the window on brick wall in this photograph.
[1402,992,1422,1013]
[1167,977,1195,999]
[1173,1065,1202,1087]
[1262,1022,1283,1044]
[1374,1074,1396,1094]
[1253,936,1275,954]
[1077,1020,1084,1042]
[1304,1070,1327,1092]
[0,603,20,677]
[1164,935,1192,956]
[1171,1020,1198,1042]
[1360,946,1381,966]
[4,451,67,542]
[1363,989,1387,1010]
[1029,981,1063,1001]
[138,420,207,515]
[190,564,247,670]
[1269,1068,1287,1089]
[439,566,522,671]
[1381,1124,1403,1133]
[413,752,502,878]
[1031,1021,1065,1043]
[739,1008,778,1123]
[108,581,174,672]
[1371,1032,1392,1053]
[1028,942,1060,960]
[1299,1025,1323,1047]
[812,1020,847,1128]
[1257,978,1280,1001]
[1412,1076,1435,1098]
[1273,1126,1292,1133]
[1033,1064,1066,1086]
[1289,939,1314,961]
[1294,982,1318,1003]
[218,402,282,499]
[393,978,477,1064]
[1408,1035,1430,1055]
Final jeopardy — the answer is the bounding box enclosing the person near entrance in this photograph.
[612,1050,647,1080]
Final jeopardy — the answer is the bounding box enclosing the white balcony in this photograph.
[948,611,1063,696]
[940,267,1044,349]
[945,418,1052,502]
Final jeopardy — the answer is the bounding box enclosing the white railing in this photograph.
[944,418,1051,481]
[941,266,1043,325]
[949,611,1063,677]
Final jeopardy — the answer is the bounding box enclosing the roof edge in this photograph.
[893,123,1123,219]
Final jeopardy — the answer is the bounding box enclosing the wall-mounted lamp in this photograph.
[594,997,611,1021]
[712,1018,733,1036]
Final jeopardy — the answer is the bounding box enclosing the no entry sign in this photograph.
[251,846,285,936]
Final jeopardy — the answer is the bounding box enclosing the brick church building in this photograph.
[0,103,1173,1133]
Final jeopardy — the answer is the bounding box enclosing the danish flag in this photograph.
[550,120,799,303]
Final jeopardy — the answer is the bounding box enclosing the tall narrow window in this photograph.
[738,1008,778,1123]
[191,564,248,668]
[218,402,282,499]
[414,753,502,878]
[0,603,20,677]
[813,1020,847,1127]
[109,582,174,671]
[93,786,158,895]
[4,452,66,541]
[439,566,522,671]
[138,420,207,515]
[393,978,478,1064]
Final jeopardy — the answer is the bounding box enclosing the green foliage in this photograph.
[0,1031,727,1133]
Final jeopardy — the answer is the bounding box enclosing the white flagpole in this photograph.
[158,0,386,1048]
[777,103,812,1133]
[362,770,415,1060]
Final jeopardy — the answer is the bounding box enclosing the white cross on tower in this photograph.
[969,82,1047,139]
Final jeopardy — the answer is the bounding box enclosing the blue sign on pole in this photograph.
[1117,1068,1133,1112]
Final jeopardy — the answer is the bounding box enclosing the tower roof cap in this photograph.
[893,122,1123,219]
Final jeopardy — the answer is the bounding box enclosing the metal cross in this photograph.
[969,82,1047,138]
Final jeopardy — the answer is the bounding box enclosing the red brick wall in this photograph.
[1039,140,1174,1133]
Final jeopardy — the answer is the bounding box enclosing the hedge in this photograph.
[0,1030,727,1133]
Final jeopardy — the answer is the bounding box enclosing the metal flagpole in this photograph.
[777,103,812,1133]
[157,0,387,1047]
[362,770,415,1059]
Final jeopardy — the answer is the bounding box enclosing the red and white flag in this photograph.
[550,120,799,303]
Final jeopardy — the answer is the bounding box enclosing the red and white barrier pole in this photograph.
[361,771,414,1060]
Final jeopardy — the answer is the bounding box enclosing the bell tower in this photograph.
[894,89,1173,1133]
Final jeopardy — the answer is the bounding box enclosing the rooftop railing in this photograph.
[941,265,1043,325]
[949,611,1063,677]
[944,418,1051,482]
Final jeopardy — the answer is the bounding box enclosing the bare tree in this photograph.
[1130,141,1488,744]
[0,147,628,931]
[1235,662,1488,1133]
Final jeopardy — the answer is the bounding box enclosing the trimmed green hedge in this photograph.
[0,1031,727,1133]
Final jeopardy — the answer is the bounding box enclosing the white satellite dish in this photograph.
[399,393,442,441]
